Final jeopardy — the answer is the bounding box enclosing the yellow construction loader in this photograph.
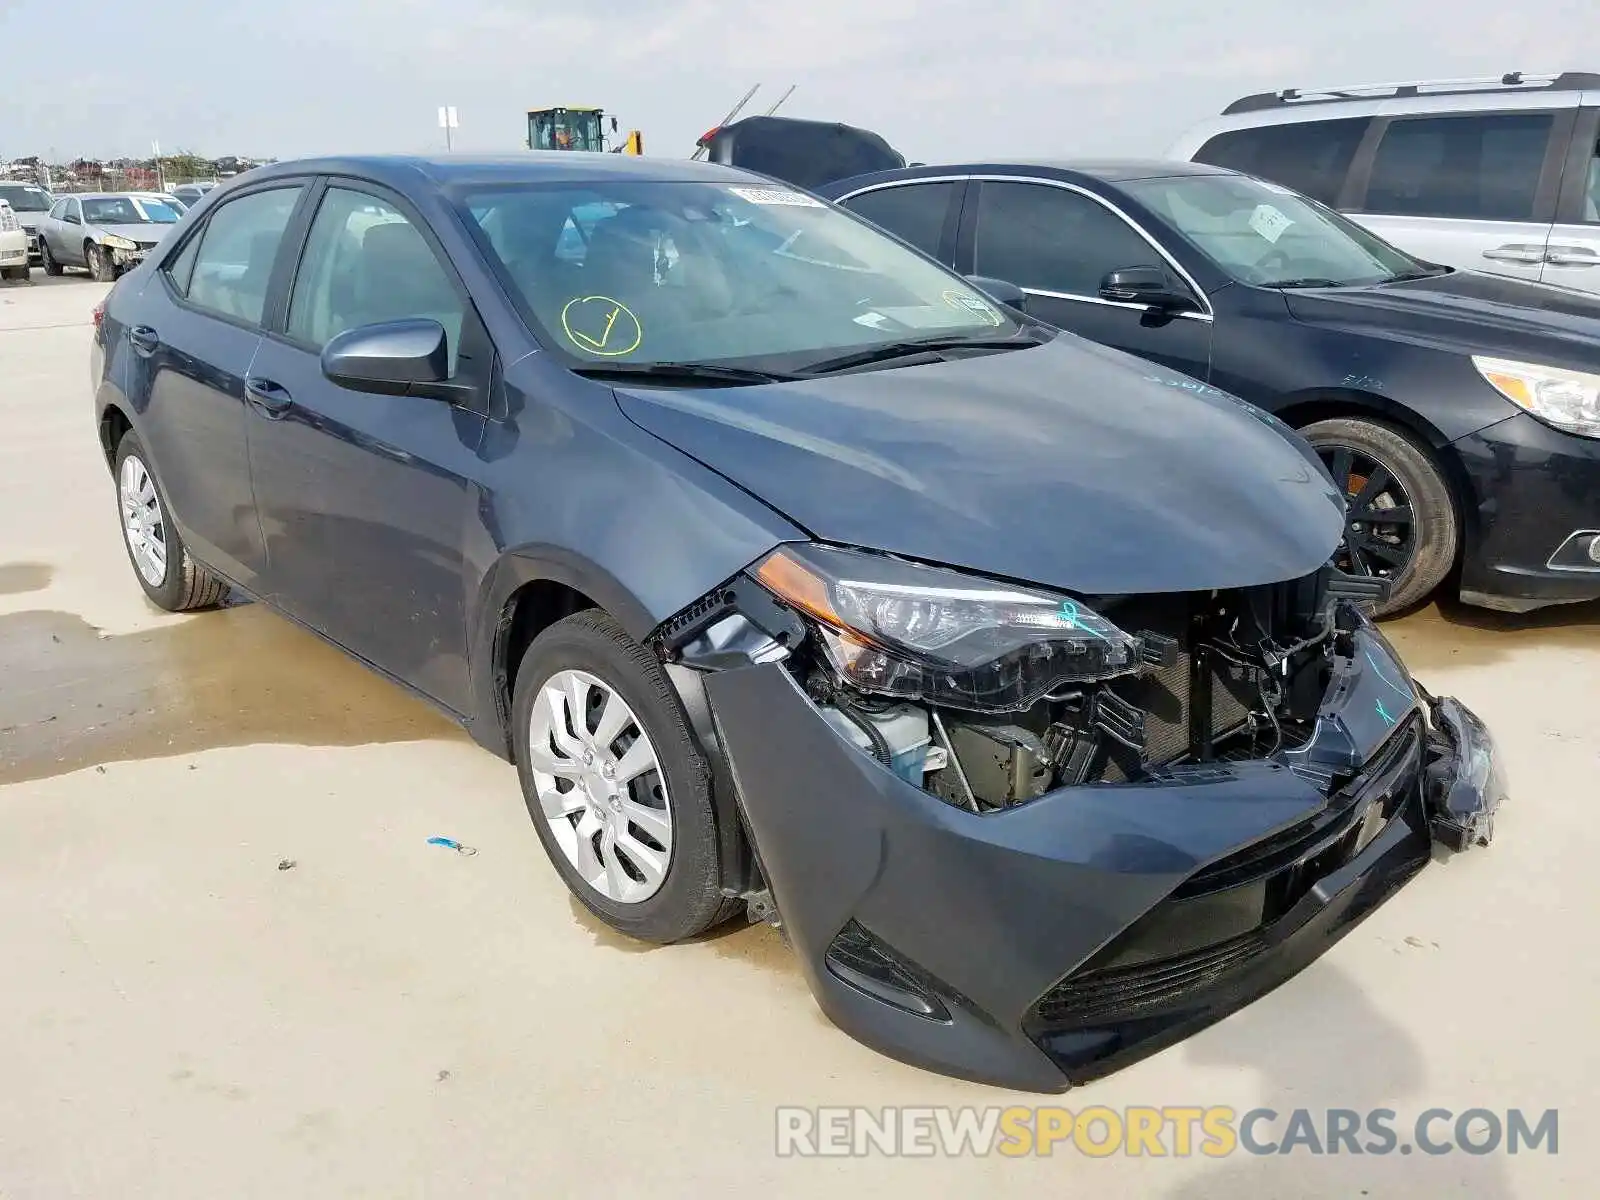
[526,107,643,155]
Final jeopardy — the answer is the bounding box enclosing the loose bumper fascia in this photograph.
[702,638,1501,1090]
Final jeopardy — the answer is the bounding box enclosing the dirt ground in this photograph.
[1,270,1595,1198]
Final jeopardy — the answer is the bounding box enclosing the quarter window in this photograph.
[973,181,1170,299]
[1363,112,1555,222]
[183,186,304,325]
[287,187,465,372]
[1193,118,1369,205]
[841,182,958,257]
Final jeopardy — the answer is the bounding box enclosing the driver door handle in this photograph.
[244,376,293,419]
[1481,244,1548,265]
[1545,246,1599,268]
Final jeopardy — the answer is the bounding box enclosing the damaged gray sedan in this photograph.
[89,154,1504,1091]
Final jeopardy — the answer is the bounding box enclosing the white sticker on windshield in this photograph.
[729,186,824,208]
[1249,203,1293,244]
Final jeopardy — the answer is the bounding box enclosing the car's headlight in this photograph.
[1473,356,1600,438]
[101,234,138,251]
[753,543,1140,712]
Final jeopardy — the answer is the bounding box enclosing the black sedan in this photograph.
[90,154,1501,1090]
[820,160,1600,615]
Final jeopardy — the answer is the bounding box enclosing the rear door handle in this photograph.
[1544,246,1599,267]
[1481,244,1548,264]
[243,376,293,419]
[127,325,160,356]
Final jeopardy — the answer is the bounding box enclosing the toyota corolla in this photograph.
[89,154,1504,1090]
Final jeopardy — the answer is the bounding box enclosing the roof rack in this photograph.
[1223,70,1600,115]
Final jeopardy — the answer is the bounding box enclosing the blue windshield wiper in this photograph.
[569,361,805,386]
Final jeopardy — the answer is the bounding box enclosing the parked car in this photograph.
[0,180,54,264]
[820,160,1600,615]
[1168,70,1600,295]
[39,192,185,281]
[170,182,217,207]
[89,154,1501,1090]
[0,200,29,281]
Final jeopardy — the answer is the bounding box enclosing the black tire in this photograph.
[511,609,738,943]
[87,242,116,282]
[40,240,63,276]
[1,265,26,282]
[1300,417,1457,616]
[112,432,229,612]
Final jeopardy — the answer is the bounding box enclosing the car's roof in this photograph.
[828,158,1236,194]
[248,153,761,189]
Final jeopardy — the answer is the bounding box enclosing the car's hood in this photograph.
[92,223,170,245]
[1284,270,1600,369]
[613,336,1346,596]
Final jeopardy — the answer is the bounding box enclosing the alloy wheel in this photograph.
[1317,443,1416,584]
[118,453,168,587]
[527,669,674,904]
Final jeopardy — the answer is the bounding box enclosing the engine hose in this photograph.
[836,699,894,767]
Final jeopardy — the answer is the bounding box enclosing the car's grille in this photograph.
[1034,930,1268,1025]
[1176,716,1420,898]
[1100,652,1258,778]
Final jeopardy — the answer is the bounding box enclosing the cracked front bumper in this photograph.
[704,639,1503,1091]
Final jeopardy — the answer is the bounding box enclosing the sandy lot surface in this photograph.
[1,270,1595,1198]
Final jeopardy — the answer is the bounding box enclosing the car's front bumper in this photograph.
[1454,412,1600,612]
[704,628,1503,1091]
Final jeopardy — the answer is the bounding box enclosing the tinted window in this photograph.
[973,181,1167,298]
[0,184,52,212]
[184,186,303,325]
[1364,112,1554,221]
[1581,136,1600,224]
[287,187,465,372]
[1193,118,1369,205]
[164,232,202,295]
[841,182,957,257]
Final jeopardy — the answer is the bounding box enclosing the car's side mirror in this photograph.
[1099,265,1192,311]
[321,318,469,402]
[963,274,1028,314]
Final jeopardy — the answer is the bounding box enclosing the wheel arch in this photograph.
[1274,387,1477,552]
[98,401,133,470]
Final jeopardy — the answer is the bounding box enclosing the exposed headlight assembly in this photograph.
[754,543,1140,712]
[101,234,139,251]
[1473,356,1600,439]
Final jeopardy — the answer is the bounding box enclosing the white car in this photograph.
[0,200,29,281]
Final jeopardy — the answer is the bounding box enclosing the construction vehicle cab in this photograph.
[527,107,643,155]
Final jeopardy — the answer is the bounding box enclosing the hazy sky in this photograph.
[3,0,1596,164]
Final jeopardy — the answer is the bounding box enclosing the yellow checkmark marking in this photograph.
[561,295,642,357]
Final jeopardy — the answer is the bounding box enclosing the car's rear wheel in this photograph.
[86,242,116,282]
[40,240,63,276]
[511,609,737,943]
[1300,417,1457,616]
[113,432,229,611]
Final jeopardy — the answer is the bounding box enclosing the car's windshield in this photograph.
[458,179,1020,370]
[0,184,52,213]
[80,196,180,225]
[1123,173,1434,288]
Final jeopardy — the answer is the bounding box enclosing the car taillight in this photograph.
[92,300,106,332]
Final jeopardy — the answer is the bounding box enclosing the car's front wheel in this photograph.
[511,610,736,943]
[1300,417,1457,616]
[113,432,229,611]
[40,240,63,276]
[86,242,116,282]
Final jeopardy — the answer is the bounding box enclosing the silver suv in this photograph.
[1169,71,1600,294]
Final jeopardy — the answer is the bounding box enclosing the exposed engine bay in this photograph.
[653,546,1391,816]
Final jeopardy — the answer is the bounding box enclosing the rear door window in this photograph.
[1193,118,1370,205]
[181,186,304,325]
[840,182,959,258]
[1362,112,1556,221]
